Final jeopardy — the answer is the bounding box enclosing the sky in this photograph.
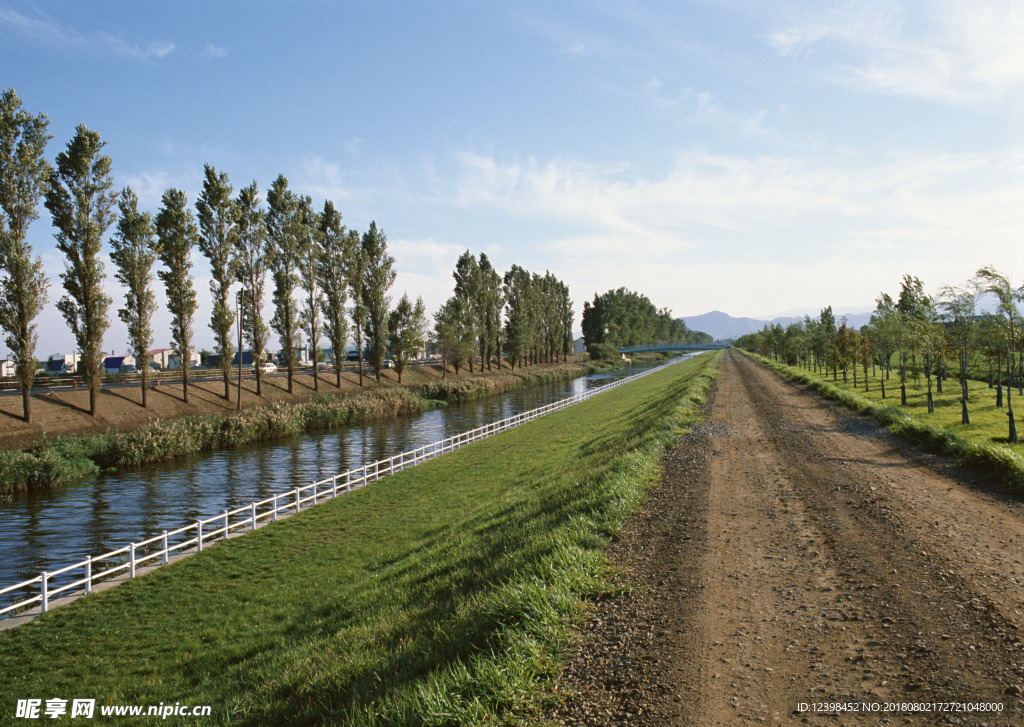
[2,0,1023,356]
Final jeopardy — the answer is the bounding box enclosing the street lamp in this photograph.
[236,290,243,411]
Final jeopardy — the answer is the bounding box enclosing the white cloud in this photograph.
[0,7,174,62]
[769,0,1024,105]
[201,43,228,58]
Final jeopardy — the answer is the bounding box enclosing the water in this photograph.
[0,360,681,591]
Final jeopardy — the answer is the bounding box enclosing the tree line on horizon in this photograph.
[736,267,1024,443]
[581,287,712,360]
[0,89,606,425]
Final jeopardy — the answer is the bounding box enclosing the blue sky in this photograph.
[3,0,1023,355]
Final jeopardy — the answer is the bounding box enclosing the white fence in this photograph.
[0,355,691,620]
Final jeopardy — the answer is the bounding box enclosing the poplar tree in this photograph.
[387,293,426,384]
[0,89,51,422]
[361,221,396,382]
[434,296,475,378]
[316,201,352,388]
[266,174,301,393]
[503,265,534,370]
[45,124,114,417]
[233,182,270,396]
[348,243,368,386]
[297,196,323,391]
[478,253,502,370]
[453,250,480,371]
[109,187,157,408]
[155,188,199,404]
[976,266,1021,443]
[196,164,238,400]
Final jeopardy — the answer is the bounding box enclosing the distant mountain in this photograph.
[683,310,873,341]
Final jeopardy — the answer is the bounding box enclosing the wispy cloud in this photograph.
[769,0,1024,105]
[201,43,227,59]
[101,33,175,61]
[1,6,174,62]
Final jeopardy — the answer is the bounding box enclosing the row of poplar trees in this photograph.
[432,252,574,377]
[738,267,1024,444]
[0,89,409,422]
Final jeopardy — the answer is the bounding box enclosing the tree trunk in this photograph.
[1009,360,1019,443]
[223,369,230,400]
[22,384,31,424]
[182,365,189,404]
[961,378,970,425]
[880,377,886,399]
[313,359,319,392]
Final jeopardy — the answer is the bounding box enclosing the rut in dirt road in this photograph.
[550,350,1024,726]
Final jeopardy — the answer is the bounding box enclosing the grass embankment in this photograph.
[745,351,1024,494]
[0,361,609,498]
[0,351,720,726]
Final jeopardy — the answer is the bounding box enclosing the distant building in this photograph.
[573,337,586,355]
[149,348,174,370]
[103,355,136,375]
[167,351,202,370]
[46,352,81,375]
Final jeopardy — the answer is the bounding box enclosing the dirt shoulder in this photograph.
[0,359,584,451]
[549,349,1024,725]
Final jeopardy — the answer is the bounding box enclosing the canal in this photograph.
[0,359,687,592]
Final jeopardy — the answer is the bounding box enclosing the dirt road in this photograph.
[550,350,1024,725]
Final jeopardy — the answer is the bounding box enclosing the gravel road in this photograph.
[549,350,1024,725]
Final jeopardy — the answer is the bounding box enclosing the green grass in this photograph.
[0,351,721,726]
[746,351,1024,494]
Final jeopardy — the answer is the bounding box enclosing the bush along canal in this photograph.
[0,350,720,725]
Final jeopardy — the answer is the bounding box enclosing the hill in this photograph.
[682,310,873,341]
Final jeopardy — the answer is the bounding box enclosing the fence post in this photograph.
[130,542,136,579]
[85,557,92,595]
[273,494,279,522]
[251,502,257,530]
[197,521,203,552]
[295,488,300,514]
[162,532,168,565]
[223,511,229,539]
[41,572,48,613]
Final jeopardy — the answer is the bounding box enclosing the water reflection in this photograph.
[0,360,677,587]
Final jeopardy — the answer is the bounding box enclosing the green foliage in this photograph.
[387,293,427,383]
[361,221,396,382]
[156,187,200,402]
[45,124,115,416]
[267,174,303,390]
[195,164,238,397]
[0,88,51,422]
[433,295,476,377]
[582,287,708,350]
[109,187,157,407]
[316,201,353,386]
[233,181,271,395]
[586,341,621,362]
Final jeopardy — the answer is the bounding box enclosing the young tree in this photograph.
[976,266,1021,443]
[361,221,396,382]
[297,196,323,391]
[195,164,238,400]
[348,243,368,386]
[45,124,115,416]
[109,187,157,408]
[266,174,302,393]
[0,89,51,422]
[939,280,980,424]
[316,201,353,388]
[388,293,427,384]
[155,188,199,404]
[233,182,270,396]
[434,296,475,378]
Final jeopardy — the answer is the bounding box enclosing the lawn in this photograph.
[0,352,720,726]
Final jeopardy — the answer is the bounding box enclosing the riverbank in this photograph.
[0,352,720,725]
[0,358,612,497]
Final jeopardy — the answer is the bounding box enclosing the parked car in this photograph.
[253,361,277,374]
[381,359,393,368]
[120,364,138,374]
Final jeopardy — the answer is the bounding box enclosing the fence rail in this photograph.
[0,355,692,620]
